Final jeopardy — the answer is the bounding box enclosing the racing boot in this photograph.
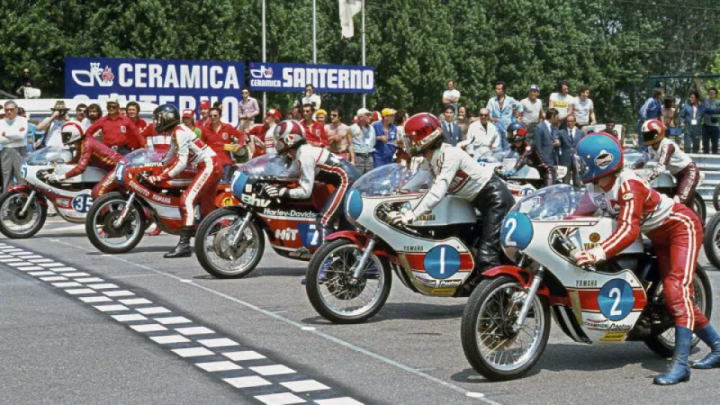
[691,325,720,369]
[164,226,194,259]
[653,326,692,385]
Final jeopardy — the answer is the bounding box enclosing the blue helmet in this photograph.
[576,133,624,183]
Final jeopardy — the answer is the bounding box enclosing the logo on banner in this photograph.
[250,65,273,79]
[72,62,115,87]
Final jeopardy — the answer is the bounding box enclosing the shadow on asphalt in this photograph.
[191,267,307,280]
[301,302,465,325]
[41,232,87,238]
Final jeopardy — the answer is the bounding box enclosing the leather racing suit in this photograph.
[63,136,125,199]
[140,124,172,152]
[635,138,700,207]
[510,141,554,187]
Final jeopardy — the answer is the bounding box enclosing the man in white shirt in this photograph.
[37,100,69,148]
[549,80,575,129]
[572,86,596,131]
[0,101,28,189]
[442,79,461,120]
[302,84,322,110]
[458,108,500,159]
[520,84,544,140]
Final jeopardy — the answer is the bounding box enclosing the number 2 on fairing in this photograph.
[609,287,622,316]
[504,218,518,247]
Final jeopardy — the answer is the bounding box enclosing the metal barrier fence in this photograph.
[690,153,719,216]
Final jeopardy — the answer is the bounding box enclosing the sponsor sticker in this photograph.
[600,332,627,342]
[622,193,634,201]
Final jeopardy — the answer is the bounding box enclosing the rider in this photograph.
[503,122,555,187]
[262,120,360,243]
[46,122,124,199]
[389,113,514,275]
[146,104,222,258]
[634,119,700,209]
[571,133,720,385]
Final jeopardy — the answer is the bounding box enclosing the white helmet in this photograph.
[61,122,85,145]
[274,120,306,154]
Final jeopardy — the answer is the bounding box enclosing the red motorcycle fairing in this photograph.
[482,265,551,298]
[6,185,47,205]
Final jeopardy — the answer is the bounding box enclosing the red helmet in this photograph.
[274,120,306,154]
[404,113,443,156]
[266,108,282,121]
[641,119,665,145]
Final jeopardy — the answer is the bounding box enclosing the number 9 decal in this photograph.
[500,211,533,250]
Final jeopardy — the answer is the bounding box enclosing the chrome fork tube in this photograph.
[113,193,136,228]
[19,190,37,216]
[349,236,377,284]
[230,211,254,246]
[513,266,545,332]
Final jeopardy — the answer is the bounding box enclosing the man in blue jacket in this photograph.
[558,114,585,186]
[372,108,398,168]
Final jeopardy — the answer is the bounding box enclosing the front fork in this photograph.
[512,265,545,332]
[230,211,254,246]
[349,235,377,285]
[113,193,136,228]
[19,190,37,217]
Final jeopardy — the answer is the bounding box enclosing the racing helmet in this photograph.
[506,122,528,143]
[153,104,180,133]
[274,120,306,154]
[61,121,85,145]
[641,119,665,145]
[404,113,443,156]
[576,133,624,184]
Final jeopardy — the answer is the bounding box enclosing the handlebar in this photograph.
[555,231,597,272]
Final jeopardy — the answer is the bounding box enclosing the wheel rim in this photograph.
[316,244,385,318]
[90,198,142,250]
[713,222,720,260]
[0,194,41,235]
[656,276,707,347]
[474,281,545,372]
[201,213,260,276]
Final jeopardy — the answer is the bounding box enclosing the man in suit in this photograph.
[533,108,560,184]
[441,105,462,146]
[558,114,585,186]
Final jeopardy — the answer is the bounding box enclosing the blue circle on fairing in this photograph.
[598,279,635,321]
[231,171,249,198]
[424,245,461,280]
[345,189,363,220]
[500,211,533,250]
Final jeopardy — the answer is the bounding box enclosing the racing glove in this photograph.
[388,210,416,226]
[46,173,64,183]
[263,184,287,198]
[570,246,606,267]
[147,173,169,185]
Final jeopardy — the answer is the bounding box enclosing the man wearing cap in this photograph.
[372,108,398,168]
[85,99,144,154]
[0,101,28,190]
[205,107,250,182]
[37,100,70,148]
[315,109,327,125]
[238,87,259,132]
[300,104,328,147]
[350,108,376,173]
[520,85,545,141]
[247,109,281,157]
[196,100,212,128]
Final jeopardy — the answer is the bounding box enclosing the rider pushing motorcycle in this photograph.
[263,120,360,244]
[502,122,555,187]
[571,133,720,385]
[146,104,222,258]
[389,113,514,276]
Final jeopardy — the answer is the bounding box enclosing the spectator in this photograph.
[520,84,544,141]
[119,107,127,117]
[73,103,88,128]
[573,86,596,131]
[440,105,462,146]
[638,88,664,149]
[292,105,302,120]
[300,104,327,147]
[302,84,322,110]
[394,110,412,168]
[680,92,703,153]
[213,101,223,114]
[326,108,354,162]
[663,96,676,128]
[85,98,144,154]
[0,101,28,190]
[14,68,34,97]
[36,100,69,148]
[442,79,460,120]
[549,80,574,129]
[605,118,620,138]
[349,108,376,174]
[486,80,523,149]
[17,107,38,153]
[558,114,585,186]
[458,108,500,158]
[284,111,294,120]
[246,108,280,157]
[316,109,327,125]
[371,110,381,123]
[456,106,470,139]
[126,101,147,132]
[197,100,212,127]
[238,87,259,131]
[87,104,103,125]
[702,87,720,154]
[372,108,398,168]
[535,108,560,183]
[204,107,248,181]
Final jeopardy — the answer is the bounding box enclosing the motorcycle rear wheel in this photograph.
[461,275,550,381]
[195,207,264,279]
[703,212,720,270]
[85,192,145,254]
[306,238,391,324]
[0,191,46,239]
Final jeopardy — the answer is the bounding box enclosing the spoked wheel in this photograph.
[703,212,720,270]
[0,191,47,239]
[195,208,264,279]
[306,238,391,324]
[461,275,550,381]
[85,192,145,254]
[644,265,713,357]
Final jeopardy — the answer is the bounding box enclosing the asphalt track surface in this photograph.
[2,218,719,405]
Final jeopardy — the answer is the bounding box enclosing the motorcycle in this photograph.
[304,163,487,324]
[460,185,712,381]
[0,147,106,238]
[84,148,238,254]
[475,148,567,199]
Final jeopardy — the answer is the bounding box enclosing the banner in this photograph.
[248,62,374,94]
[65,57,245,127]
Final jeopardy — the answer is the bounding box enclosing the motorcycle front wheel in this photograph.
[693,193,706,223]
[195,207,264,279]
[85,192,145,254]
[703,212,720,270]
[306,238,391,324]
[461,275,550,381]
[0,191,47,239]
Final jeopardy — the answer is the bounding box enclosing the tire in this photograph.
[195,207,264,279]
[693,193,707,223]
[713,183,720,212]
[644,265,713,357]
[306,238,392,324]
[461,275,551,381]
[85,192,145,254]
[0,191,47,239]
[703,212,720,270]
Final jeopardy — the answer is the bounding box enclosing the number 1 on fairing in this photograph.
[310,224,319,246]
[440,247,445,275]
[504,218,518,247]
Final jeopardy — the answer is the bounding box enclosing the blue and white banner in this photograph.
[65,57,245,126]
[248,62,374,93]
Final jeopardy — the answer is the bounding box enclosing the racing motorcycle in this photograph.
[304,163,486,324]
[0,147,106,238]
[194,155,341,279]
[84,148,237,254]
[475,148,567,199]
[460,185,712,381]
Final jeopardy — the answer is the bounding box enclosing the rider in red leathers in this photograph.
[572,133,720,385]
[146,104,222,258]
